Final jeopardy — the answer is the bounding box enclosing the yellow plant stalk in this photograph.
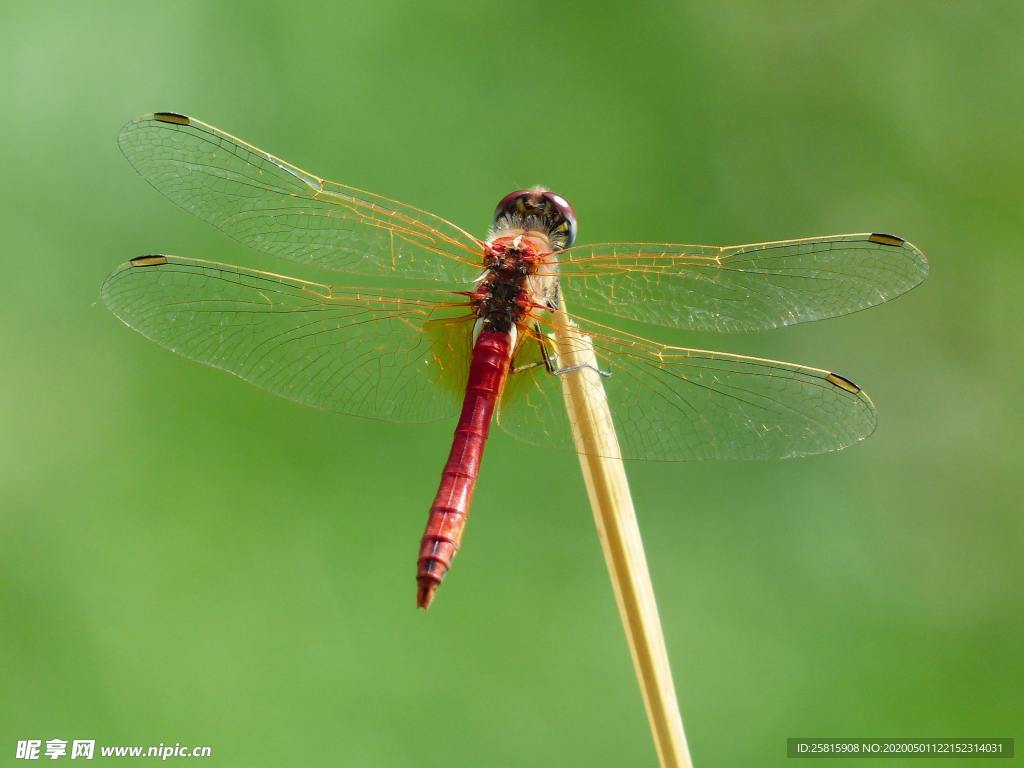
[552,299,693,768]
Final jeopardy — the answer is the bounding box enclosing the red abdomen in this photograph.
[417,329,512,609]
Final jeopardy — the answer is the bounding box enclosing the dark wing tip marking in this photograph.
[825,372,861,394]
[153,112,190,125]
[130,254,168,267]
[868,233,905,247]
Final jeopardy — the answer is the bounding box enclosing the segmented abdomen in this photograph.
[417,329,513,609]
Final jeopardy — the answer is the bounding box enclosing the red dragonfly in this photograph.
[103,113,928,609]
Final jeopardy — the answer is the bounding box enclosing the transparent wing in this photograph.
[498,314,876,461]
[555,233,928,332]
[118,113,483,282]
[101,255,475,422]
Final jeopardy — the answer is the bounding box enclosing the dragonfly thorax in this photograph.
[484,233,542,273]
[473,234,558,335]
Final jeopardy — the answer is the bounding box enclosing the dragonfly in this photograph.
[102,113,928,609]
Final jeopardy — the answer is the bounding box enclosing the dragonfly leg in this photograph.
[510,322,552,375]
[510,360,546,375]
[510,323,611,378]
[549,361,612,378]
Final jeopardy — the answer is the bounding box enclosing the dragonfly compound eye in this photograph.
[492,187,577,249]
[492,188,533,223]
[540,190,577,248]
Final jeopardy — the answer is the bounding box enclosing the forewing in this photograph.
[498,315,876,461]
[556,233,928,332]
[102,255,474,422]
[118,113,483,282]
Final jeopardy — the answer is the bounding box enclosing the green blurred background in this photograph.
[2,1,1021,765]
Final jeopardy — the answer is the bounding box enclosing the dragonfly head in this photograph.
[491,187,577,250]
